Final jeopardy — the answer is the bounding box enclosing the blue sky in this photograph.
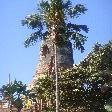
[0,0,112,87]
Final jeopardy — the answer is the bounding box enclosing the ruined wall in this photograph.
[28,39,74,88]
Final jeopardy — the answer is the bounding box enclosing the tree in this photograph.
[31,40,112,112]
[31,75,55,111]
[0,80,28,112]
[22,0,88,111]
[22,0,88,49]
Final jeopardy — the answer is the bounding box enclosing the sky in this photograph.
[0,0,112,87]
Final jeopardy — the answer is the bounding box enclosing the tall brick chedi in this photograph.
[30,39,74,85]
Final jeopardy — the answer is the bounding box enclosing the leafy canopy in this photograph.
[29,41,112,112]
[22,0,88,52]
[0,80,28,111]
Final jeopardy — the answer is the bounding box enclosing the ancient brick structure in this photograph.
[27,39,74,111]
[28,39,74,88]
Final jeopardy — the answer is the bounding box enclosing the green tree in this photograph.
[0,80,28,112]
[22,0,88,49]
[31,41,112,112]
[22,0,88,111]
[26,75,54,111]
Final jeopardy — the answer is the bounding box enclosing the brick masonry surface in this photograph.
[28,39,74,89]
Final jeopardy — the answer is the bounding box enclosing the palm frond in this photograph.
[70,32,87,52]
[24,31,42,47]
[63,1,87,19]
[24,31,49,47]
[39,0,50,14]
[67,23,89,33]
[21,14,43,30]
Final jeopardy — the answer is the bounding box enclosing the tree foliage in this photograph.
[29,41,112,112]
[22,0,88,52]
[0,80,28,112]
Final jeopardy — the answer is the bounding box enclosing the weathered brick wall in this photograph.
[28,39,74,88]
[0,108,9,112]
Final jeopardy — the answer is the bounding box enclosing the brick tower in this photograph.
[28,39,74,88]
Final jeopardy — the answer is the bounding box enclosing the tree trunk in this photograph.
[34,101,38,112]
[17,108,21,112]
[54,44,59,112]
[9,101,12,112]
